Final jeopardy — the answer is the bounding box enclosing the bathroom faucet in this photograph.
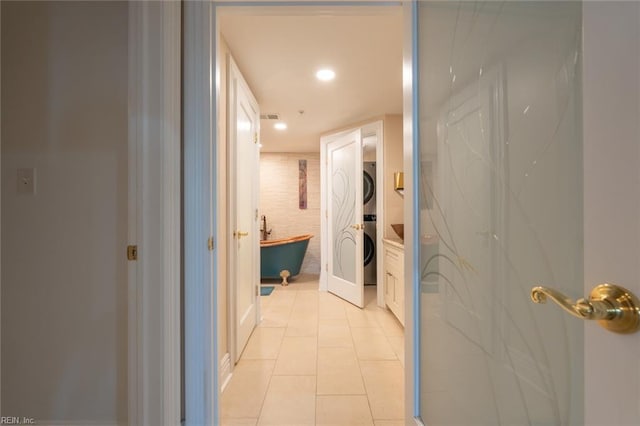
[260,215,272,241]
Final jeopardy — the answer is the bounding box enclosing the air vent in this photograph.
[260,113,280,120]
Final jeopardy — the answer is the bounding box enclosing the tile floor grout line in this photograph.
[314,286,321,425]
[254,358,276,425]
[257,291,288,424]
[350,295,378,424]
[226,277,403,425]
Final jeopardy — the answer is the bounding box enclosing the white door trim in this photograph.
[185,2,411,424]
[402,1,420,424]
[183,1,218,424]
[375,120,385,309]
[128,2,181,425]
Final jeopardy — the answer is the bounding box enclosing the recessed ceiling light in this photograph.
[316,69,336,81]
[274,122,287,130]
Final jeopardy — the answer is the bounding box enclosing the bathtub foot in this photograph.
[280,270,291,286]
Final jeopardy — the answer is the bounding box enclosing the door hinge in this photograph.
[207,237,214,251]
[326,263,328,271]
[256,285,260,296]
[254,132,258,144]
[127,245,138,261]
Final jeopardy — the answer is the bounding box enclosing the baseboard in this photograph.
[219,352,232,392]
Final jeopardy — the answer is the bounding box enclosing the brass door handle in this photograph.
[531,283,640,334]
[234,231,249,238]
[350,224,364,230]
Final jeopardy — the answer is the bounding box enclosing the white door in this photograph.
[323,129,365,307]
[414,2,640,424]
[228,57,260,361]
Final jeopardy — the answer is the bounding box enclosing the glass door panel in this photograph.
[326,129,364,307]
[332,140,358,282]
[417,2,583,424]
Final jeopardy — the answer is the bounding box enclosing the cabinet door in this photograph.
[395,257,404,326]
[384,268,396,308]
[384,246,402,322]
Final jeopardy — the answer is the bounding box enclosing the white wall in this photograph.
[382,114,403,240]
[1,2,128,423]
[259,153,321,275]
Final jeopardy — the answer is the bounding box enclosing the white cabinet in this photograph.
[383,239,404,326]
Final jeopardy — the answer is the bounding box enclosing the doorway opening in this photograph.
[216,5,406,425]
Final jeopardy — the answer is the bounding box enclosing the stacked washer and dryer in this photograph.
[363,162,377,285]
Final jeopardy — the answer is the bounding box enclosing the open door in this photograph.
[412,2,640,424]
[415,2,585,423]
[228,56,260,361]
[323,129,364,307]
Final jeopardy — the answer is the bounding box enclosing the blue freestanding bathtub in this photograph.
[260,234,312,282]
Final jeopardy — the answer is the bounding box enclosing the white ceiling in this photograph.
[220,9,403,152]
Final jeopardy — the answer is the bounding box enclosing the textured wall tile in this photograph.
[260,153,321,274]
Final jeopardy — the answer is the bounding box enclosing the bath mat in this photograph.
[260,286,275,296]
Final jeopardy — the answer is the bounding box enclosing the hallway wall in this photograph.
[382,114,403,239]
[1,1,128,423]
[260,153,321,275]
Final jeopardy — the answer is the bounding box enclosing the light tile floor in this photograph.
[221,274,405,426]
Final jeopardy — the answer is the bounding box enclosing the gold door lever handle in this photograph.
[531,283,640,334]
[233,231,249,238]
[350,224,364,230]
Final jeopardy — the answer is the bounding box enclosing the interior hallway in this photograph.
[221,274,405,425]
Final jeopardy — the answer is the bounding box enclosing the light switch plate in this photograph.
[17,168,36,195]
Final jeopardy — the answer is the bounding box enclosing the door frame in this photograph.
[183,1,219,424]
[402,1,419,423]
[181,1,417,424]
[128,2,182,425]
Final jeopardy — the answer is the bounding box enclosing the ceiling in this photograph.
[219,8,403,152]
